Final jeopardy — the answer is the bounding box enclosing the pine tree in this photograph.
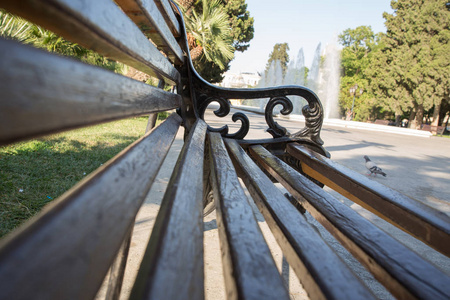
[369,0,450,128]
[265,43,290,78]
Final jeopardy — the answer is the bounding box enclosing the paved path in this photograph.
[119,108,450,300]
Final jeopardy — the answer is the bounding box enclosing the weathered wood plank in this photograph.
[104,227,133,300]
[155,0,181,37]
[130,119,207,300]
[225,139,375,300]
[287,143,450,257]
[115,0,184,64]
[0,0,180,84]
[0,114,182,300]
[250,145,450,300]
[0,38,181,146]
[208,133,290,300]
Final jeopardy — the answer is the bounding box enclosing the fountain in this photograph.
[253,41,341,119]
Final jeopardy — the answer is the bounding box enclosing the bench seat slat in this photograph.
[208,133,290,300]
[0,38,181,146]
[287,143,450,256]
[250,145,450,300]
[0,114,182,300]
[130,119,207,300]
[115,0,184,64]
[0,0,180,84]
[225,140,375,300]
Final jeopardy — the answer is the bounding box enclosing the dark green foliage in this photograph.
[368,0,450,128]
[338,26,382,121]
[193,55,230,83]
[186,0,254,83]
[223,0,254,52]
[265,43,290,77]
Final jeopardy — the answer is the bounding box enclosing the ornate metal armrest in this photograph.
[190,71,325,148]
[174,3,324,152]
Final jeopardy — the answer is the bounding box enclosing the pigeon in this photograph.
[364,155,387,177]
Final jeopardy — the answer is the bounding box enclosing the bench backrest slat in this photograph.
[226,141,375,299]
[287,143,450,256]
[154,0,181,37]
[0,114,182,300]
[0,0,180,84]
[131,119,207,300]
[0,39,181,145]
[116,0,184,65]
[208,132,291,300]
[250,145,450,300]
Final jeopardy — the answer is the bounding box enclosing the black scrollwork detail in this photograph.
[197,95,250,139]
[291,100,324,145]
[265,96,293,138]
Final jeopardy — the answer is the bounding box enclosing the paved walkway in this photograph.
[119,109,450,300]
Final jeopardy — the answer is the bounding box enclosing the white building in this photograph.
[219,71,261,88]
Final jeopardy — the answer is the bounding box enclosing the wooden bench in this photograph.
[422,124,446,135]
[374,119,390,126]
[1,1,449,299]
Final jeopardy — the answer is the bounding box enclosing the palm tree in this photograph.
[177,0,197,12]
[183,0,234,70]
[0,10,34,43]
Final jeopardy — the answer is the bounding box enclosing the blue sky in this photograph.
[229,0,394,73]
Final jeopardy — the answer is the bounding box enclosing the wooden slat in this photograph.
[250,145,450,300]
[155,0,181,37]
[105,228,133,300]
[0,38,181,146]
[208,133,290,300]
[0,114,182,300]
[224,139,375,300]
[287,143,450,256]
[115,0,184,64]
[130,119,207,300]
[0,0,180,84]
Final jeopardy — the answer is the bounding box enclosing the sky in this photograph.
[229,0,394,74]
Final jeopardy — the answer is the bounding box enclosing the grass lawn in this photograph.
[0,116,157,238]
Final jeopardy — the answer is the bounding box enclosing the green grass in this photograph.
[0,116,153,238]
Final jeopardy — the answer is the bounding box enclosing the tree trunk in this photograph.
[395,114,401,127]
[414,104,424,129]
[431,100,442,127]
[408,105,417,129]
[190,45,203,61]
[430,101,441,134]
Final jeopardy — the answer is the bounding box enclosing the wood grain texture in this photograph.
[0,0,180,84]
[115,0,184,64]
[105,227,133,300]
[0,114,182,300]
[0,38,181,146]
[130,119,207,300]
[224,139,375,300]
[250,145,450,300]
[208,133,290,300]
[287,143,450,257]
[155,0,181,37]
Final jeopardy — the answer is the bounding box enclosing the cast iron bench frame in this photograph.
[0,1,449,299]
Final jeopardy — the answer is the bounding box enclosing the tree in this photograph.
[184,0,234,72]
[369,0,450,128]
[180,0,254,82]
[265,43,289,78]
[338,26,382,121]
[222,0,254,52]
